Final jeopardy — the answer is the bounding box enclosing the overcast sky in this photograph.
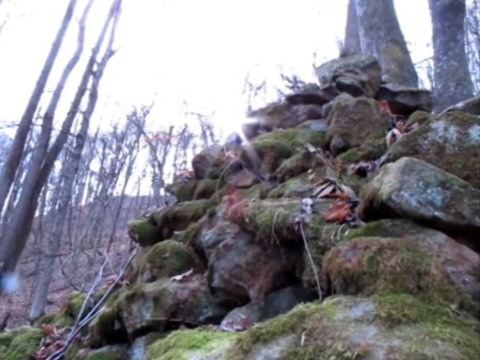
[0,0,431,138]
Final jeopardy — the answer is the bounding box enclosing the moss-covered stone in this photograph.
[406,110,431,128]
[146,328,232,360]
[385,110,480,188]
[168,178,219,202]
[224,295,479,360]
[227,199,333,244]
[267,175,313,199]
[275,151,319,181]
[130,240,204,283]
[153,199,217,240]
[0,326,42,360]
[240,128,325,174]
[128,218,163,247]
[326,94,389,155]
[323,236,476,312]
[337,138,386,163]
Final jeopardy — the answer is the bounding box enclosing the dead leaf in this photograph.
[323,200,352,223]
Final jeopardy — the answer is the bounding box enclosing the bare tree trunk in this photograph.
[0,0,78,214]
[354,0,418,87]
[343,0,361,56]
[429,0,474,111]
[465,0,480,94]
[0,0,122,278]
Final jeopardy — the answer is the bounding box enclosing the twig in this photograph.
[46,244,139,360]
[270,209,281,245]
[298,219,322,301]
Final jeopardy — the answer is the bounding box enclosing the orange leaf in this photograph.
[323,200,352,222]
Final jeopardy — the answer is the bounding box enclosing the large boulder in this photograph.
[326,93,389,155]
[146,295,480,359]
[238,128,326,176]
[323,236,478,313]
[90,276,230,342]
[360,157,480,244]
[376,84,433,116]
[207,232,303,303]
[191,144,227,180]
[315,53,382,97]
[246,101,324,135]
[285,83,336,106]
[342,219,480,302]
[129,240,204,284]
[385,110,480,188]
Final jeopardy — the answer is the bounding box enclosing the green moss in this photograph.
[241,200,301,242]
[267,176,311,199]
[225,302,318,359]
[237,182,270,200]
[385,111,480,188]
[241,129,325,173]
[36,311,74,328]
[146,328,231,360]
[128,219,163,246]
[323,237,475,312]
[337,138,386,163]
[171,222,202,245]
[372,294,480,359]
[132,240,203,281]
[0,326,42,360]
[254,128,324,150]
[67,291,88,319]
[170,180,198,202]
[154,199,217,236]
[275,152,318,181]
[406,110,431,128]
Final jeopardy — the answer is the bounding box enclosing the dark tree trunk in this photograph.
[428,0,474,111]
[353,0,418,87]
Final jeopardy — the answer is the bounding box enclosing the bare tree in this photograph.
[0,0,78,215]
[429,0,474,111]
[0,0,122,285]
[345,0,418,87]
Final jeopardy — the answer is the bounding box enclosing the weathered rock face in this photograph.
[130,240,204,284]
[323,236,478,313]
[145,295,480,360]
[376,84,433,115]
[246,101,324,134]
[90,276,231,343]
[360,157,480,241]
[315,53,382,97]
[385,111,480,188]
[285,83,336,106]
[342,219,480,302]
[191,144,227,180]
[207,233,303,303]
[326,93,389,155]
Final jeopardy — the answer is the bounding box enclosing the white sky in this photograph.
[0,0,431,138]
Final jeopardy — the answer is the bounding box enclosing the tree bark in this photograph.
[428,0,474,111]
[343,0,361,56]
[0,0,78,214]
[354,0,418,87]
